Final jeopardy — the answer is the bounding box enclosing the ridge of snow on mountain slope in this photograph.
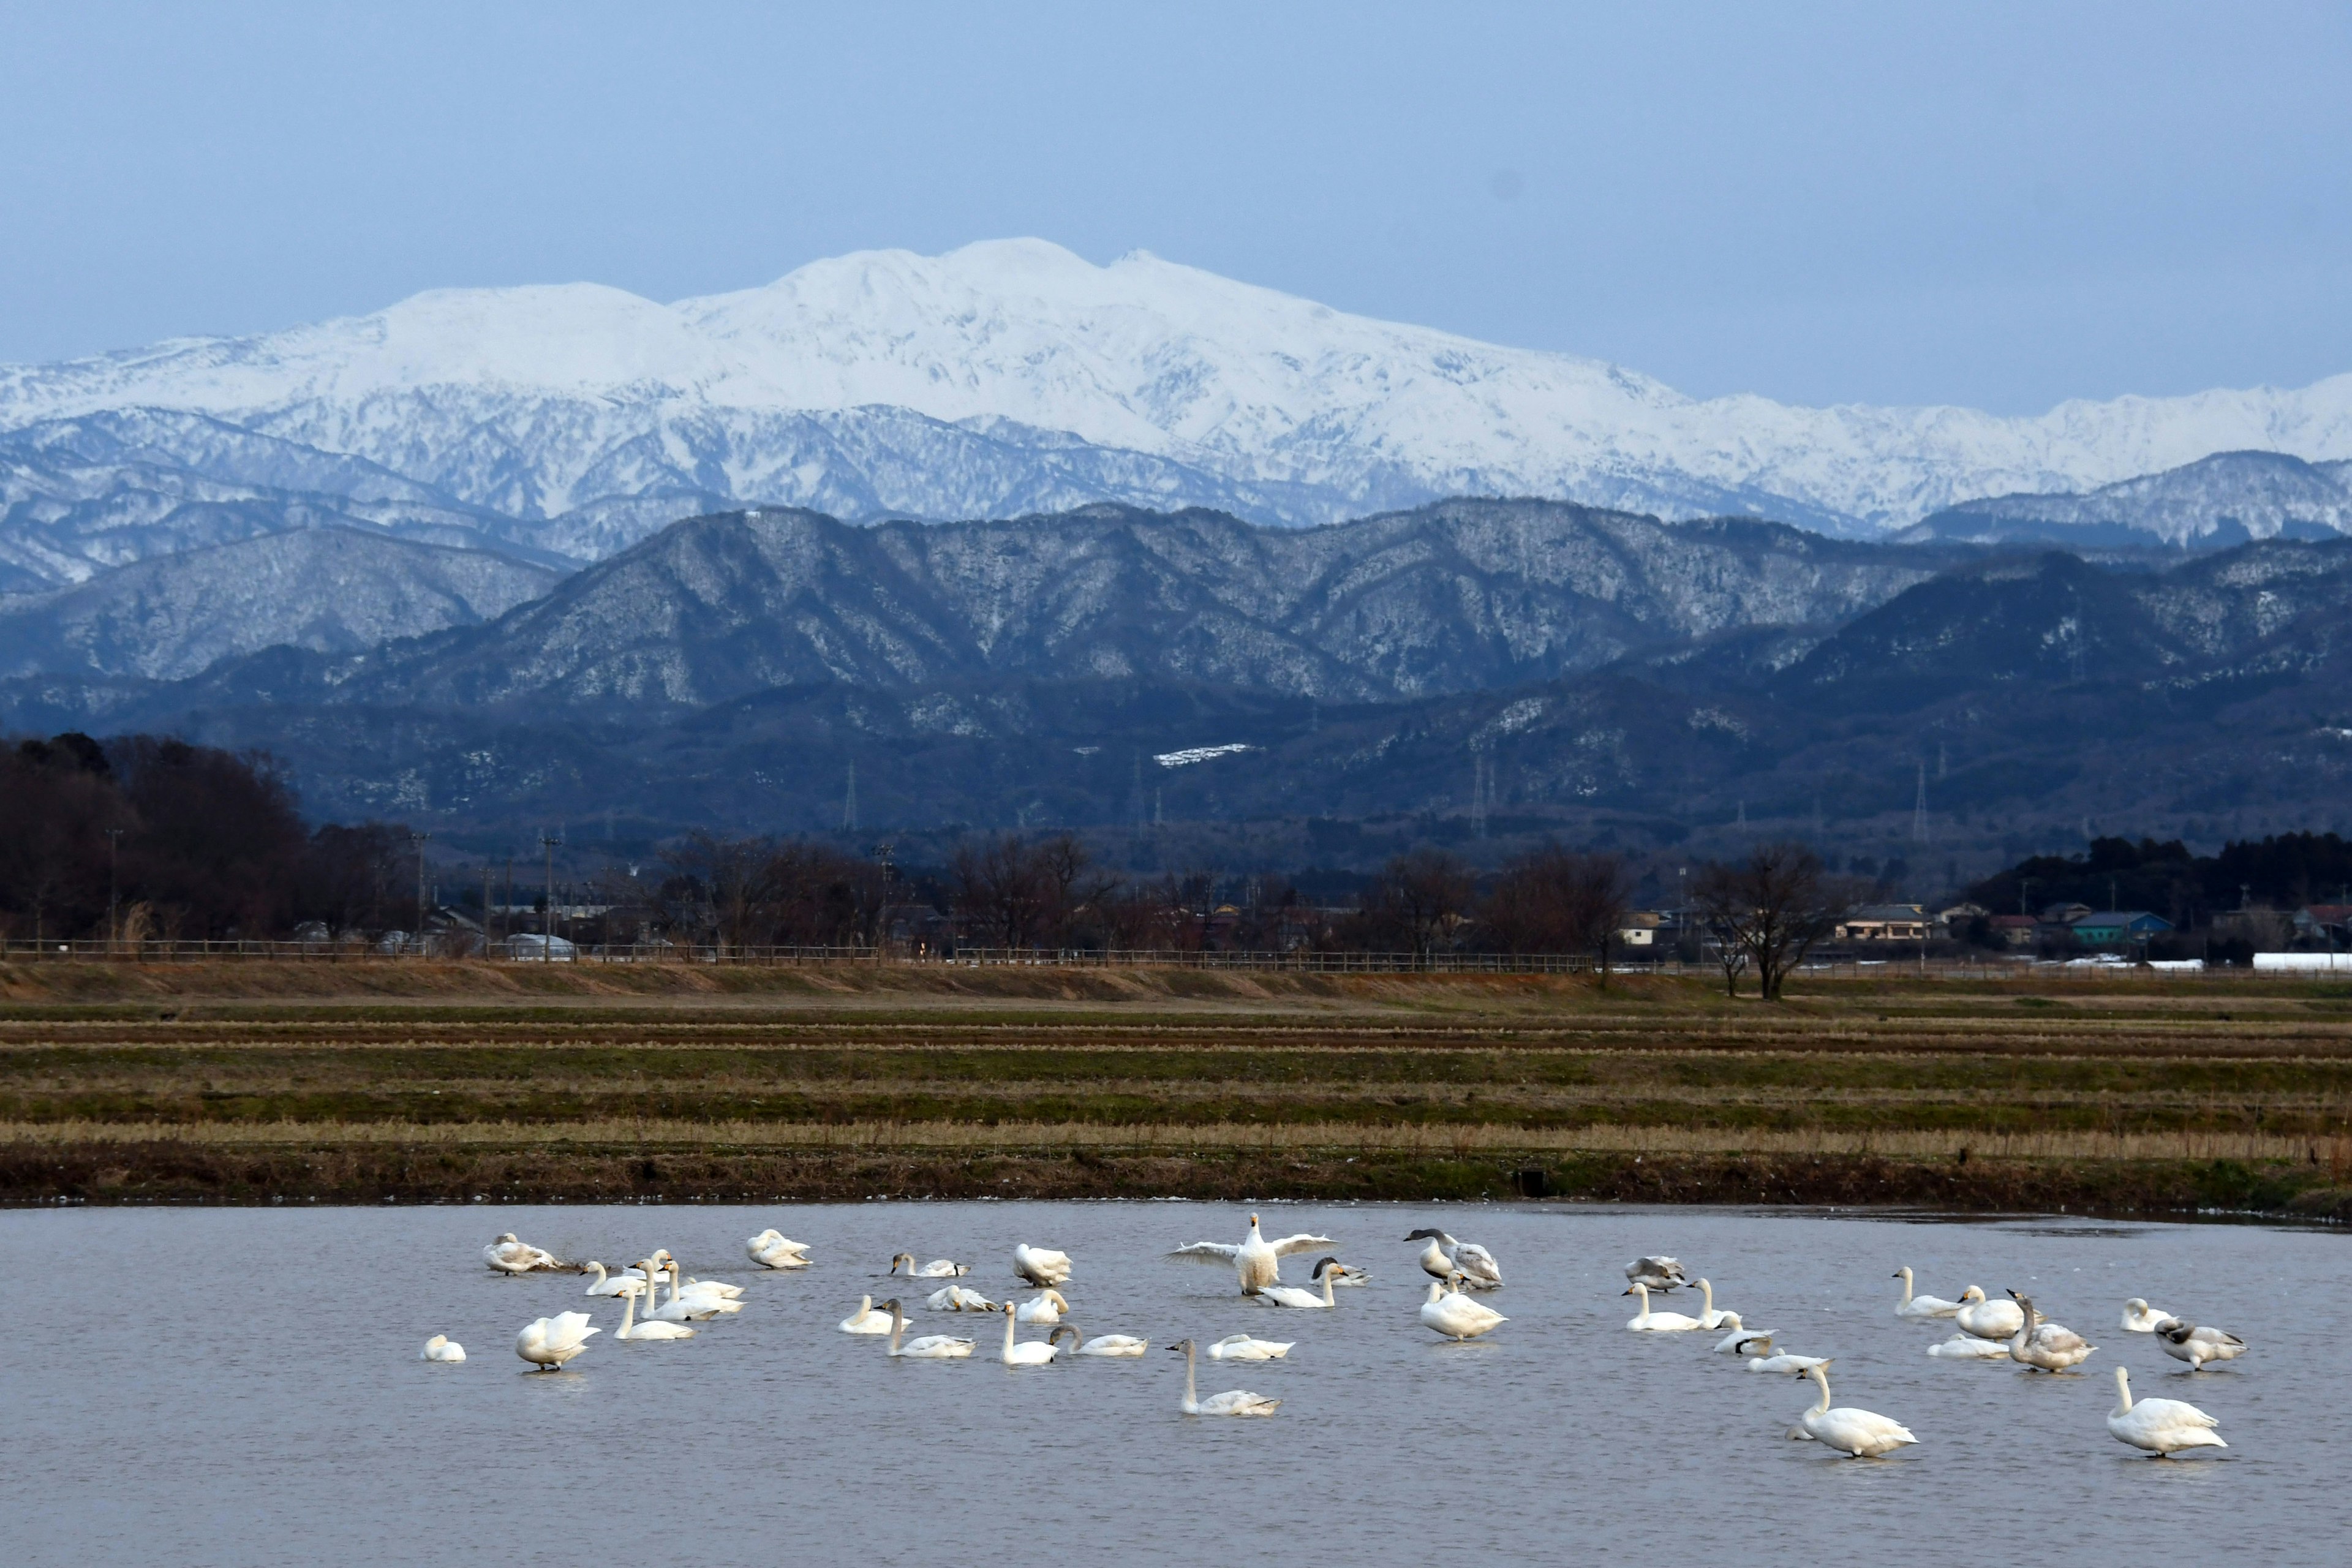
[7,238,2352,531]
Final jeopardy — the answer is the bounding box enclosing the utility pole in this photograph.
[412,831,431,956]
[842,758,858,833]
[541,833,561,964]
[105,827,123,956]
[1913,762,1928,844]
[483,861,496,954]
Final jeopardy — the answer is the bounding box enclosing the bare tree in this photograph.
[1483,845,1632,984]
[1351,848,1474,962]
[951,833,1093,950]
[1690,842,1855,1001]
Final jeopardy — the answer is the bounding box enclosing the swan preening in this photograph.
[747,1231,811,1269]
[2005,1290,2095,1371]
[839,1295,894,1334]
[1207,1333,1292,1360]
[483,1234,560,1274]
[1926,1334,2014,1360]
[2120,1297,2174,1333]
[1625,1256,1687,1292]
[582,1261,649,1297]
[1689,1278,1736,1330]
[1168,1339,1280,1415]
[880,1298,974,1359]
[999,1302,1059,1366]
[1951,1286,2026,1341]
[1015,1289,1070,1324]
[2108,1367,2226,1456]
[1404,1229,1501,1290]
[1747,1351,1825,1373]
[1012,1244,1072,1286]
[1169,1214,1335,1295]
[926,1284,998,1312]
[889,1254,970,1278]
[1787,1362,1917,1457]
[1893,1267,1961,1319]
[516,1310,599,1370]
[1709,1314,1773,1354]
[1257,1257,1345,1310]
[1048,1325,1150,1357]
[419,1334,466,1362]
[1623,1283,1703,1332]
[613,1281,695,1341]
[1420,1279,1507,1341]
[2155,1318,2247,1371]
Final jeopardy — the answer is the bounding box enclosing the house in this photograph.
[2067,910,2173,946]
[2293,905,2351,948]
[1837,903,1933,941]
[2041,902,2094,925]
[1988,914,2038,948]
[1937,902,1989,932]
[1616,910,1664,948]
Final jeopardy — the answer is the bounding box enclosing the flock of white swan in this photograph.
[447,1223,2247,1455]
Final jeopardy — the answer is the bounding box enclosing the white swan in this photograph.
[925,1284,997,1312]
[2005,1289,2095,1371]
[1711,1314,1774,1354]
[1322,1261,1372,1286]
[880,1298,974,1359]
[1012,1243,1072,1286]
[483,1233,559,1274]
[2155,1317,2247,1371]
[671,1268,745,1300]
[419,1334,466,1362]
[998,1302,1059,1366]
[613,1281,695,1342]
[888,1253,969,1278]
[582,1261,649,1297]
[1420,1278,1507,1341]
[1404,1228,1502,1289]
[515,1310,598,1370]
[1206,1333,1292,1361]
[746,1231,810,1270]
[662,1263,745,1316]
[1623,1282,1703,1332]
[1625,1256,1687,1291]
[1926,1333,2015,1360]
[839,1294,894,1334]
[1787,1362,1917,1457]
[1747,1351,1826,1373]
[2120,1297,2173,1333]
[2108,1366,2226,1457]
[1047,1325,1150,1357]
[1951,1285,2025,1341]
[1015,1289,1070,1324]
[1689,1278,1736,1329]
[643,1262,736,1323]
[1168,1339,1280,1415]
[1257,1257,1344,1310]
[1168,1213,1335,1295]
[1893,1267,1961,1319]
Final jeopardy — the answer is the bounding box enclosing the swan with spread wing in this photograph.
[1167,1213,1335,1295]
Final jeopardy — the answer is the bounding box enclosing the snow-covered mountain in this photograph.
[1902,450,2352,549]
[8,238,2352,552]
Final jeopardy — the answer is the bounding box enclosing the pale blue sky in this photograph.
[4,2,2348,412]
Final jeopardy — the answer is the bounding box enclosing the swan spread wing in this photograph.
[1166,1242,1243,1262]
[1265,1232,1335,1257]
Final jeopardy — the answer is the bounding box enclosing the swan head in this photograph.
[1621,1283,1646,1298]
[2124,1297,2148,1312]
[1958,1284,1985,1302]
[1310,1256,1341,1279]
[1403,1227,1445,1242]
[1048,1324,1079,1346]
[2153,1318,2191,1343]
[2005,1287,2033,1311]
[1893,1266,1910,1281]
[888,1252,914,1273]
[1166,1339,1195,1355]
[495,1232,518,1243]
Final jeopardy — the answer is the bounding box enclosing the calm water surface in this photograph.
[6,1202,2343,1566]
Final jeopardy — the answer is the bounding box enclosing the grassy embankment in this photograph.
[3,959,2350,1215]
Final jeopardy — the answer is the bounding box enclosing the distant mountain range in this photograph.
[1904,450,2352,550]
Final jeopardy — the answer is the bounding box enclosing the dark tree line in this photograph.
[1965,833,2352,928]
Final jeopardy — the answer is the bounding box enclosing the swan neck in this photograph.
[1898,1267,1912,1305]
[618,1286,636,1337]
[2114,1367,2132,1414]
[1810,1365,1831,1414]
[1322,1268,1335,1306]
[1185,1343,1199,1405]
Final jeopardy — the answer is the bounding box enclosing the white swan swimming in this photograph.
[925,1284,997,1313]
[746,1231,811,1270]
[1047,1325,1150,1357]
[1927,1333,2015,1360]
[1624,1283,1703,1332]
[582,1261,649,1297]
[1951,1285,2025,1341]
[1257,1257,1344,1310]
[1169,1213,1335,1295]
[1015,1289,1071,1324]
[1404,1228,1502,1290]
[998,1302,1059,1366]
[1711,1314,1774,1354]
[839,1294,894,1334]
[613,1281,695,1342]
[641,1262,736,1323]
[419,1334,466,1362]
[1012,1243,1072,1286]
[2108,1366,2226,1457]
[1787,1361,1917,1457]
[1689,1278,1737,1329]
[671,1267,745,1300]
[2005,1289,2095,1371]
[1420,1278,1507,1341]
[2155,1317,2247,1371]
[515,1310,598,1370]
[1168,1338,1280,1415]
[880,1298,974,1359]
[483,1233,559,1274]
[1893,1267,1961,1319]
[1625,1256,1687,1291]
[889,1253,970,1278]
[1206,1333,1293,1361]
[663,1263,745,1317]
[1747,1351,1826,1373]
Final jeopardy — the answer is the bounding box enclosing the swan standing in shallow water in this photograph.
[2005,1290,2095,1371]
[1893,1267,1961,1319]
[1169,1214,1336,1295]
[1951,1285,2025,1341]
[1257,1258,1344,1310]
[1420,1279,1507,1341]
[1048,1324,1150,1357]
[1404,1229,1502,1290]
[1625,1256,1687,1292]
[1014,1289,1070,1324]
[746,1231,810,1269]
[483,1234,560,1274]
[839,1295,894,1334]
[1787,1362,1917,1457]
[2120,1297,2174,1332]
[582,1262,648,1297]
[1012,1244,1072,1286]
[1688,1278,1737,1329]
[1624,1283,1703,1332]
[419,1334,466,1362]
[515,1311,599,1370]
[2155,1317,2248,1371]
[925,1284,997,1312]
[1168,1339,1280,1415]
[881,1299,973,1359]
[2108,1366,2226,1456]
[1927,1334,2015,1360]
[1207,1333,1292,1361]
[998,1302,1059,1366]
[889,1253,970,1278]
[613,1281,695,1342]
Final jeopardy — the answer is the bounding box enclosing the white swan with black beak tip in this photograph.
[2108,1366,2226,1456]
[889,1253,970,1278]
[880,1298,973,1359]
[1951,1285,2025,1341]
[998,1302,1060,1366]
[1787,1361,1916,1457]
[1257,1257,1345,1309]
[1168,1213,1335,1295]
[1893,1267,1961,1319]
[1048,1324,1150,1357]
[1623,1282,1703,1332]
[838,1294,893,1334]
[1168,1339,1280,1415]
[1420,1278,1507,1341]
